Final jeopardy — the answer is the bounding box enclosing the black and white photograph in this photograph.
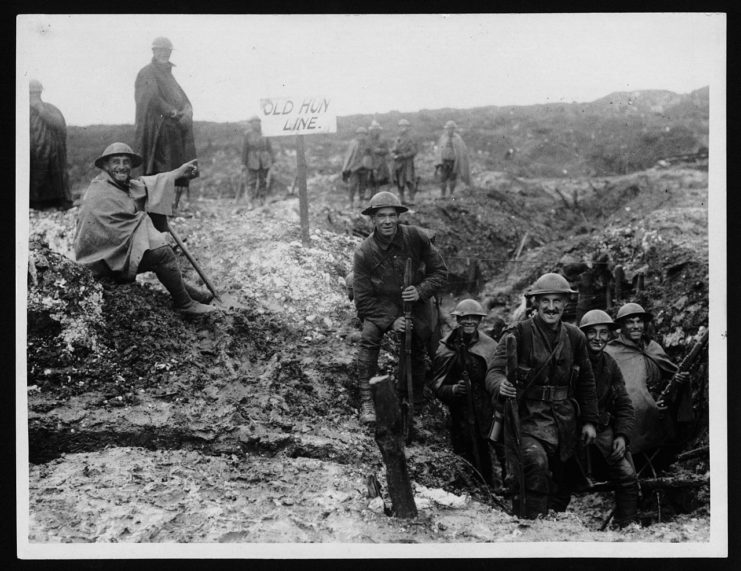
[16,13,726,559]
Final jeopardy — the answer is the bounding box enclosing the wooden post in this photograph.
[295,134,311,246]
[369,374,417,518]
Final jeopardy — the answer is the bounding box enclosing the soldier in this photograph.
[29,79,72,210]
[368,120,390,193]
[487,272,599,518]
[605,303,689,454]
[431,299,499,486]
[74,142,215,316]
[435,120,471,198]
[578,310,638,528]
[352,191,448,426]
[241,116,275,208]
[342,126,373,207]
[390,119,418,205]
[135,37,197,210]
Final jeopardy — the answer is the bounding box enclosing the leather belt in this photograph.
[525,385,569,402]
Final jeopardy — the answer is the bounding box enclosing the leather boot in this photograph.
[359,381,376,425]
[613,481,639,527]
[149,248,216,315]
[184,282,214,305]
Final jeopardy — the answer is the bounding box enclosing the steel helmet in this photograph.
[152,37,174,50]
[398,119,411,127]
[579,309,617,331]
[247,115,261,123]
[29,79,43,93]
[361,191,409,216]
[450,299,487,317]
[94,142,143,169]
[615,302,653,322]
[369,120,382,131]
[527,272,577,297]
[355,126,368,135]
[444,120,457,129]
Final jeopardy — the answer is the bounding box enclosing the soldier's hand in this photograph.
[401,286,420,302]
[581,423,597,446]
[451,380,468,397]
[392,316,409,332]
[499,379,517,399]
[609,436,627,462]
[176,159,199,180]
[674,371,690,385]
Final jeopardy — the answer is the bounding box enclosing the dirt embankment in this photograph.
[24,154,710,544]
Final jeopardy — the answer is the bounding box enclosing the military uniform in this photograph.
[488,315,599,517]
[586,349,638,526]
[432,327,498,484]
[353,224,447,407]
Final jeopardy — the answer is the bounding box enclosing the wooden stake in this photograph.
[296,134,311,246]
[369,374,417,518]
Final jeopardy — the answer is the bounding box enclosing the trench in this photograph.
[27,425,366,467]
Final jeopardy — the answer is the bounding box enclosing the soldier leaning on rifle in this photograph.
[73,143,215,316]
[352,191,448,427]
[578,310,638,528]
[431,299,501,487]
[487,272,599,519]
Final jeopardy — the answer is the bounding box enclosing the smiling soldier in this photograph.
[605,303,689,453]
[578,310,638,528]
[431,299,499,486]
[487,272,599,518]
[352,191,448,427]
[74,142,215,316]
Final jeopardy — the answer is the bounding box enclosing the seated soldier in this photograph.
[431,299,499,486]
[74,142,215,316]
[579,310,639,528]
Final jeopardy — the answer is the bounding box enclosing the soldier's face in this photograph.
[250,121,262,133]
[105,155,132,183]
[535,294,566,326]
[457,315,482,336]
[585,325,611,353]
[622,316,645,342]
[373,207,399,238]
[446,126,455,136]
[153,48,172,63]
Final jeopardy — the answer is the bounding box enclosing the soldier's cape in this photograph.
[74,172,176,280]
[436,132,471,185]
[605,333,678,454]
[30,102,72,207]
[134,60,196,176]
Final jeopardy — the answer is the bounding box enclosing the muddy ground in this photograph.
[24,149,711,547]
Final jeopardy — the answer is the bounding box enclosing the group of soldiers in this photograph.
[353,191,690,527]
[32,36,693,530]
[342,118,471,208]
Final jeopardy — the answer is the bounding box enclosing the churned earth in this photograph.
[23,155,712,547]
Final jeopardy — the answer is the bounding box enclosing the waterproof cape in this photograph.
[436,132,471,185]
[74,172,176,280]
[605,333,677,454]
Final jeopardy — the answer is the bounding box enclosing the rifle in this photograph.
[656,327,708,411]
[455,334,483,474]
[503,334,526,516]
[400,257,414,444]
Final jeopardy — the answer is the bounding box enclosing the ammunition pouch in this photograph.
[524,384,569,402]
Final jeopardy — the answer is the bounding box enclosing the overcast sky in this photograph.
[17,13,725,126]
